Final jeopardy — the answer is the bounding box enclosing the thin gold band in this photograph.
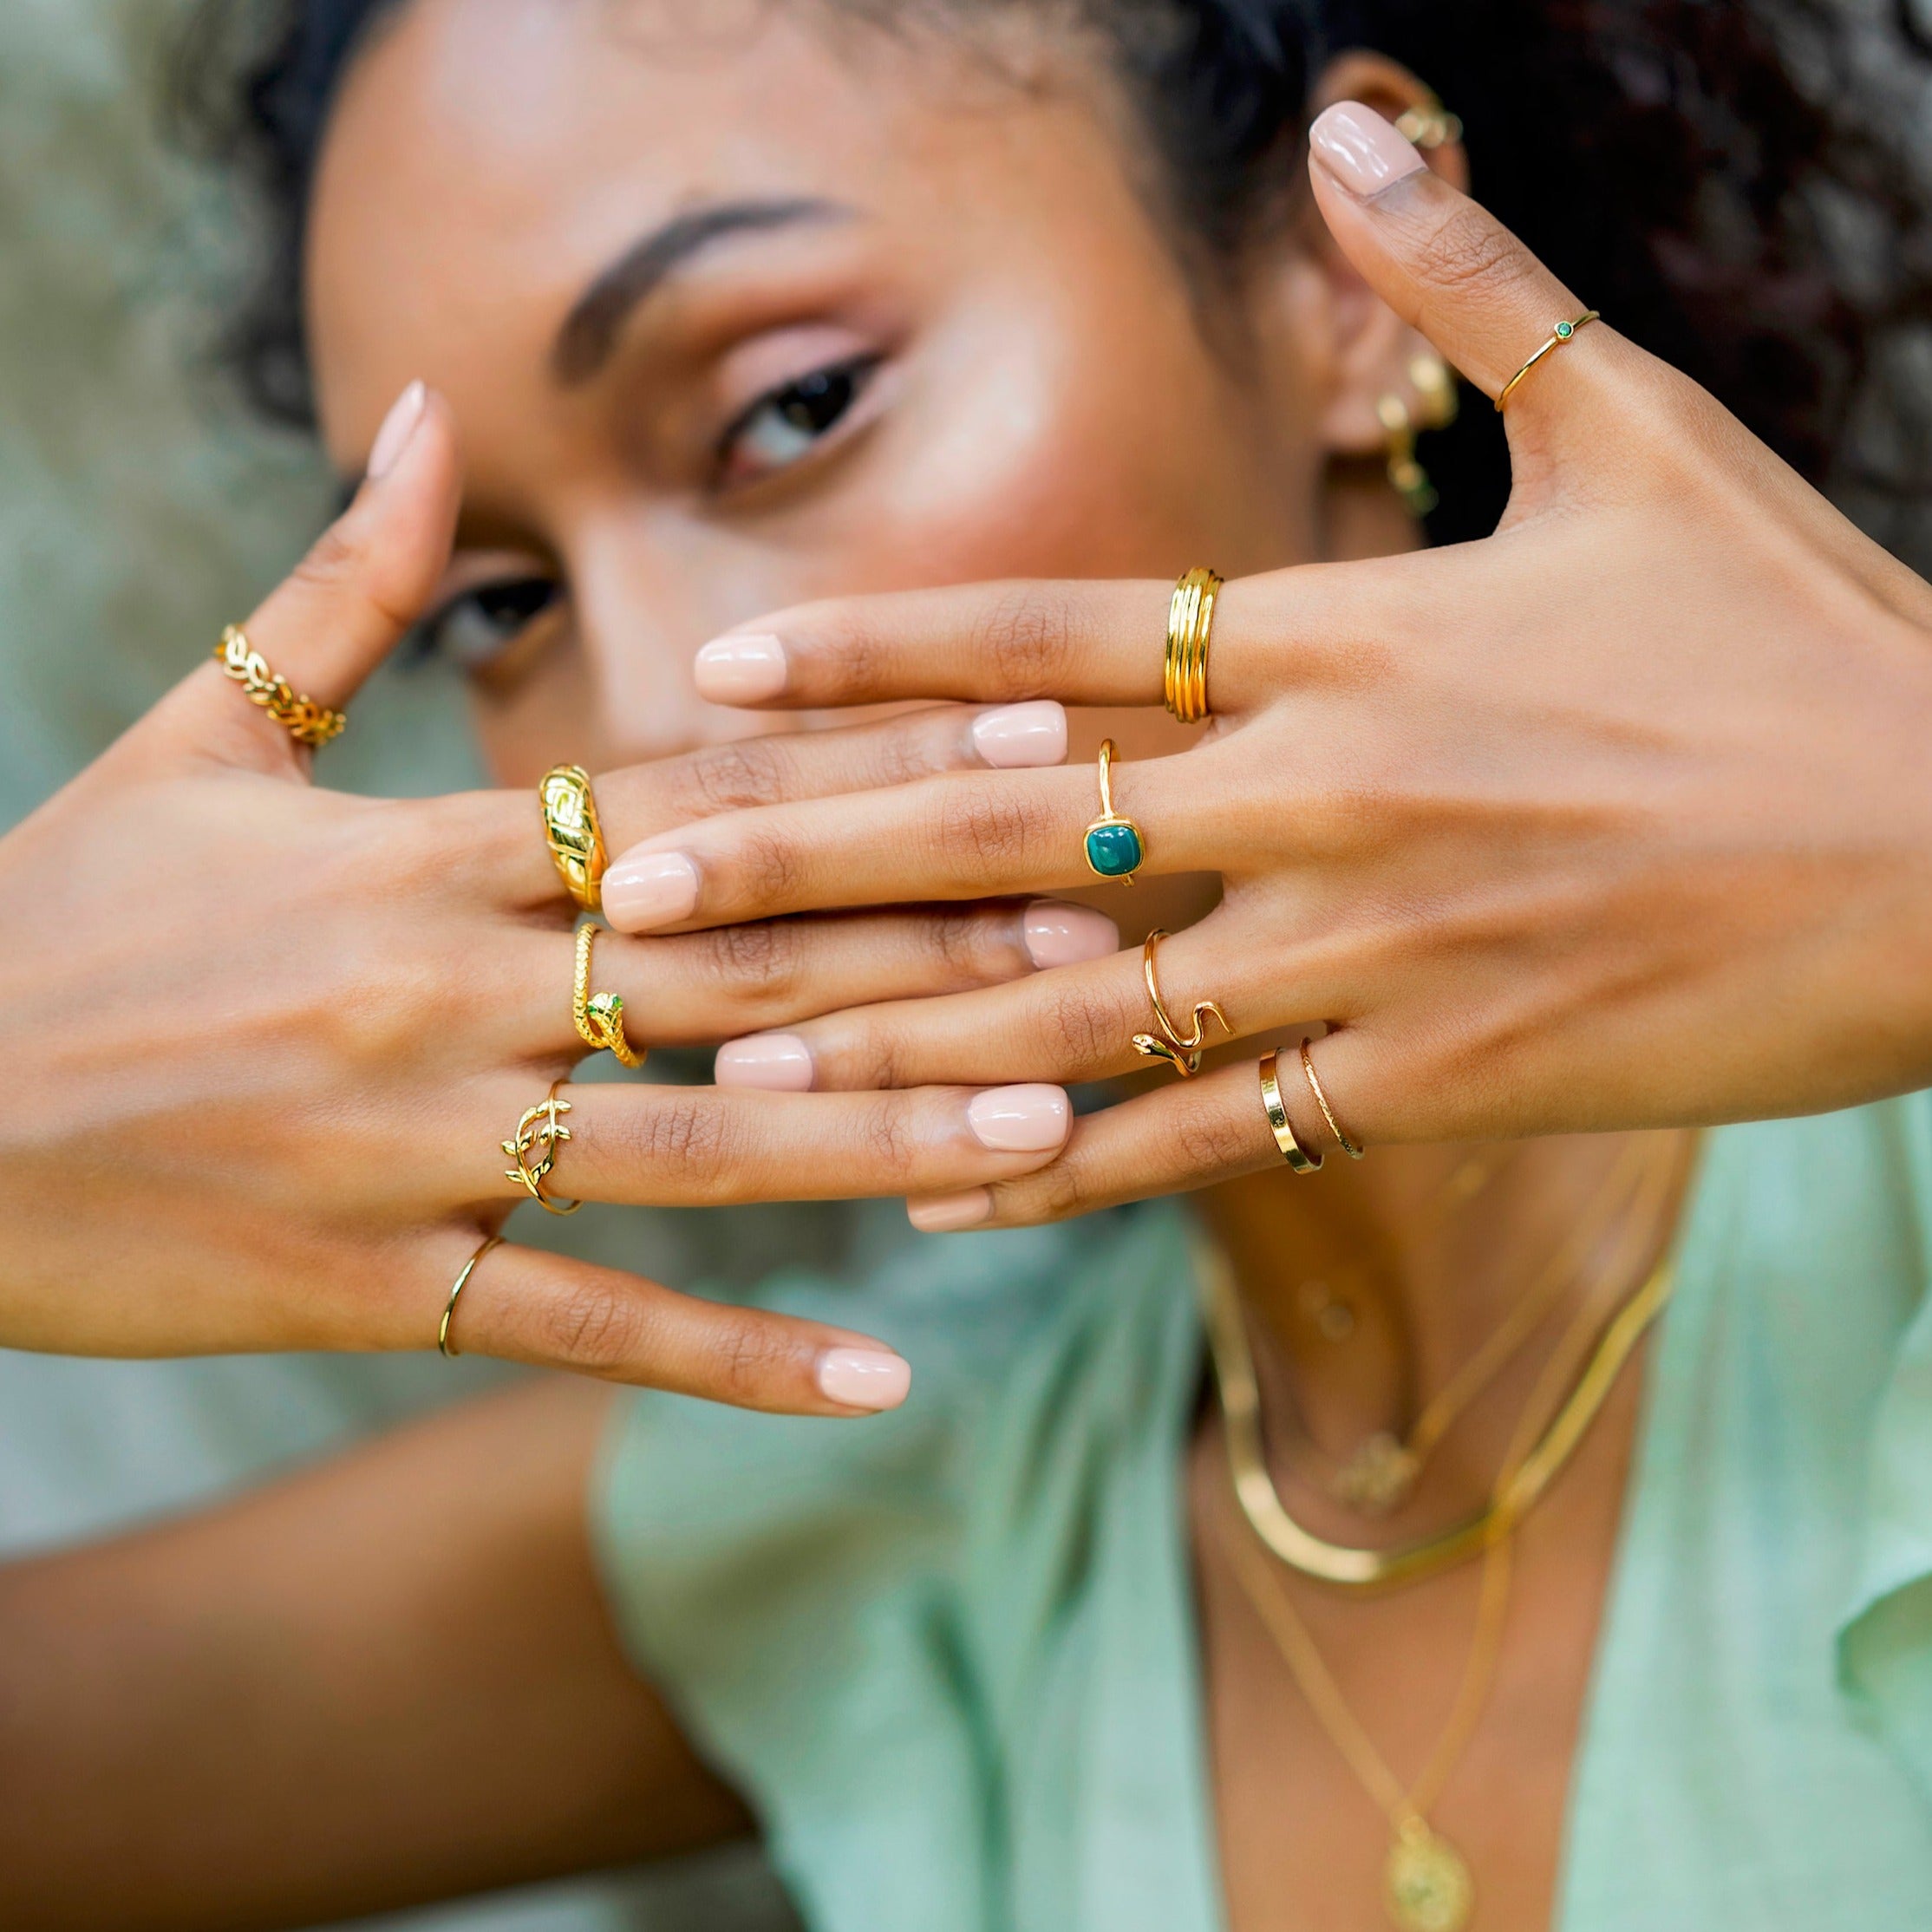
[438,1234,504,1358]
[538,764,608,911]
[1495,310,1601,413]
[1260,1052,1322,1173]
[572,924,644,1068]
[212,625,347,747]
[1164,567,1221,724]
[1300,1037,1364,1159]
[1132,929,1230,1077]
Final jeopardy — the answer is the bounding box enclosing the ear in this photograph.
[1293,54,1469,461]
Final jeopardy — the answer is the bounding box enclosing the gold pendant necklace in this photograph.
[1199,1134,1689,1591]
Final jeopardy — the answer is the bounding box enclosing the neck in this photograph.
[1198,1131,1688,1531]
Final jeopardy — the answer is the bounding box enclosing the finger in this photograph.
[515,899,1122,1060]
[431,1235,911,1414]
[162,383,460,778]
[597,758,1218,935]
[1307,102,1622,421]
[486,700,1070,907]
[683,566,1403,715]
[455,1079,1076,1209]
[905,1054,1318,1231]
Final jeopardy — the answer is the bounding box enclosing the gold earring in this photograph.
[1376,392,1438,519]
[1394,98,1462,151]
[1409,351,1459,432]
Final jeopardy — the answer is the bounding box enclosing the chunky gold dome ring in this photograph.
[538,764,608,911]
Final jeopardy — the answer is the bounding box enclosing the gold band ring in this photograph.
[573,924,645,1069]
[1300,1037,1364,1159]
[212,625,347,747]
[1083,738,1146,884]
[438,1234,504,1358]
[1164,567,1221,724]
[1495,310,1601,413]
[501,1078,583,1216]
[538,765,608,911]
[1260,1052,1322,1173]
[1132,929,1231,1077]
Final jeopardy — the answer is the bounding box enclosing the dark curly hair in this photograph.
[176,0,1932,550]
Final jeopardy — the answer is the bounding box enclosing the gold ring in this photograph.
[538,765,608,911]
[1132,929,1231,1077]
[501,1078,583,1216]
[573,924,645,1069]
[1495,310,1601,413]
[1260,1052,1322,1173]
[438,1234,504,1358]
[1300,1037,1364,1159]
[212,625,347,747]
[1083,739,1145,884]
[1164,567,1221,724]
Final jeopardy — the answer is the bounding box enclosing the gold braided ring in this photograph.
[1495,310,1601,413]
[1164,566,1221,724]
[501,1078,583,1216]
[1260,1052,1321,1173]
[212,625,347,747]
[538,765,608,911]
[573,923,644,1069]
[438,1234,504,1358]
[1132,929,1231,1078]
[1300,1037,1364,1160]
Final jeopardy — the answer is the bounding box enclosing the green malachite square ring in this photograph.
[1085,815,1145,879]
[1085,738,1145,883]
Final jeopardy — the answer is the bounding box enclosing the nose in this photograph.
[566,518,807,765]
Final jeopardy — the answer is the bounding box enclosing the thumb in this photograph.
[164,381,461,777]
[1306,103,1615,455]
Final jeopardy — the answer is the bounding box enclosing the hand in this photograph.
[597,104,1932,1229]
[0,386,1114,1406]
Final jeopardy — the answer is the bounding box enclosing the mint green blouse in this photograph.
[594,1099,1932,1929]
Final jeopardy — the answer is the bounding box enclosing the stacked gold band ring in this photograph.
[1165,566,1221,724]
[438,1234,504,1358]
[539,764,608,911]
[502,1078,582,1216]
[212,625,347,747]
[573,924,645,1068]
[1300,1038,1364,1159]
[1496,310,1601,413]
[1083,738,1146,884]
[1132,930,1230,1078]
[1260,1052,1322,1173]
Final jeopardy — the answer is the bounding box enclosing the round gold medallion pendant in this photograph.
[1385,1821,1474,1932]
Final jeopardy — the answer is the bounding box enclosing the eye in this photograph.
[415,577,562,674]
[716,355,882,488]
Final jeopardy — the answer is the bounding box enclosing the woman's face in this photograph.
[308,0,1386,783]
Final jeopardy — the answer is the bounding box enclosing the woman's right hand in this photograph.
[0,386,1102,1413]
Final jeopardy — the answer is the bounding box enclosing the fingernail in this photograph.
[908,1188,993,1233]
[715,1034,814,1092]
[602,851,700,931]
[695,633,788,704]
[816,1347,911,1412]
[1309,102,1425,199]
[971,700,1067,769]
[1022,900,1120,971]
[366,380,428,480]
[967,1084,1071,1153]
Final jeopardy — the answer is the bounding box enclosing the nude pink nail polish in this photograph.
[1309,102,1426,198]
[1022,901,1119,970]
[971,701,1067,769]
[602,851,699,931]
[908,1189,994,1233]
[715,1035,814,1092]
[694,633,788,704]
[366,381,427,480]
[817,1347,911,1411]
[966,1084,1071,1153]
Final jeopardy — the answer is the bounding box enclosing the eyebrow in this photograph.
[551,196,852,387]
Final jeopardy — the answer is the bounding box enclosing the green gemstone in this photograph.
[1555,320,1574,338]
[1085,819,1144,878]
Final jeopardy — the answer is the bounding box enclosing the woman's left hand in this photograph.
[596,104,1932,1228]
